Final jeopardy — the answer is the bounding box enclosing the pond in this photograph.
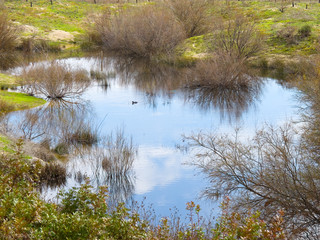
[6,57,301,219]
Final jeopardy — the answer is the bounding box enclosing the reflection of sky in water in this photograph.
[79,76,299,217]
[8,57,301,218]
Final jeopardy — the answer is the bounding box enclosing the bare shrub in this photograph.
[101,130,137,176]
[18,111,45,140]
[164,0,210,37]
[188,54,254,88]
[277,25,297,44]
[20,61,90,99]
[0,99,15,113]
[96,5,185,58]
[214,15,263,60]
[185,123,320,237]
[0,13,18,70]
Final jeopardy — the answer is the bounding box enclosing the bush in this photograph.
[298,25,312,38]
[96,5,185,58]
[189,54,252,88]
[0,141,287,239]
[68,125,98,145]
[214,15,263,60]
[20,61,90,99]
[0,13,18,70]
[39,162,67,188]
[165,0,210,37]
[277,26,297,44]
[0,99,14,113]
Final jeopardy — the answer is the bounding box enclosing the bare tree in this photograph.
[214,15,263,60]
[185,122,320,238]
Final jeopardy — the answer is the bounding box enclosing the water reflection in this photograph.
[183,80,263,121]
[3,56,300,219]
[95,57,186,108]
[69,142,136,207]
[7,99,95,147]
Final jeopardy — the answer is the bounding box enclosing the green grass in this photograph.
[0,73,18,90]
[6,0,105,34]
[0,91,46,111]
[3,0,320,61]
[0,134,15,153]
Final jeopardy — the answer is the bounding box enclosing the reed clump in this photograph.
[68,124,98,145]
[39,162,67,188]
[102,130,136,176]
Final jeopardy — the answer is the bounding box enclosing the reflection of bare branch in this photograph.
[11,99,96,149]
[185,124,320,237]
[183,80,262,121]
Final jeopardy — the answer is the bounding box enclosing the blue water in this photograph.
[8,57,301,219]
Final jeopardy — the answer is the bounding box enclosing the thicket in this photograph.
[95,5,185,58]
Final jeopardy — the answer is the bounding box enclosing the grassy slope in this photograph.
[0,91,46,111]
[6,0,105,33]
[0,73,46,111]
[5,0,320,59]
[180,1,320,62]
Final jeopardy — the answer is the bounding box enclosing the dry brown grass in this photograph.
[96,5,185,58]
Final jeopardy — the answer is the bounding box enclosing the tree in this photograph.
[185,121,320,238]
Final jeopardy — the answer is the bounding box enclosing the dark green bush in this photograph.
[298,25,312,38]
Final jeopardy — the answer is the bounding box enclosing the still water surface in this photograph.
[8,57,300,218]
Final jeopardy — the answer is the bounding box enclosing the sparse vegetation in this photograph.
[68,125,98,145]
